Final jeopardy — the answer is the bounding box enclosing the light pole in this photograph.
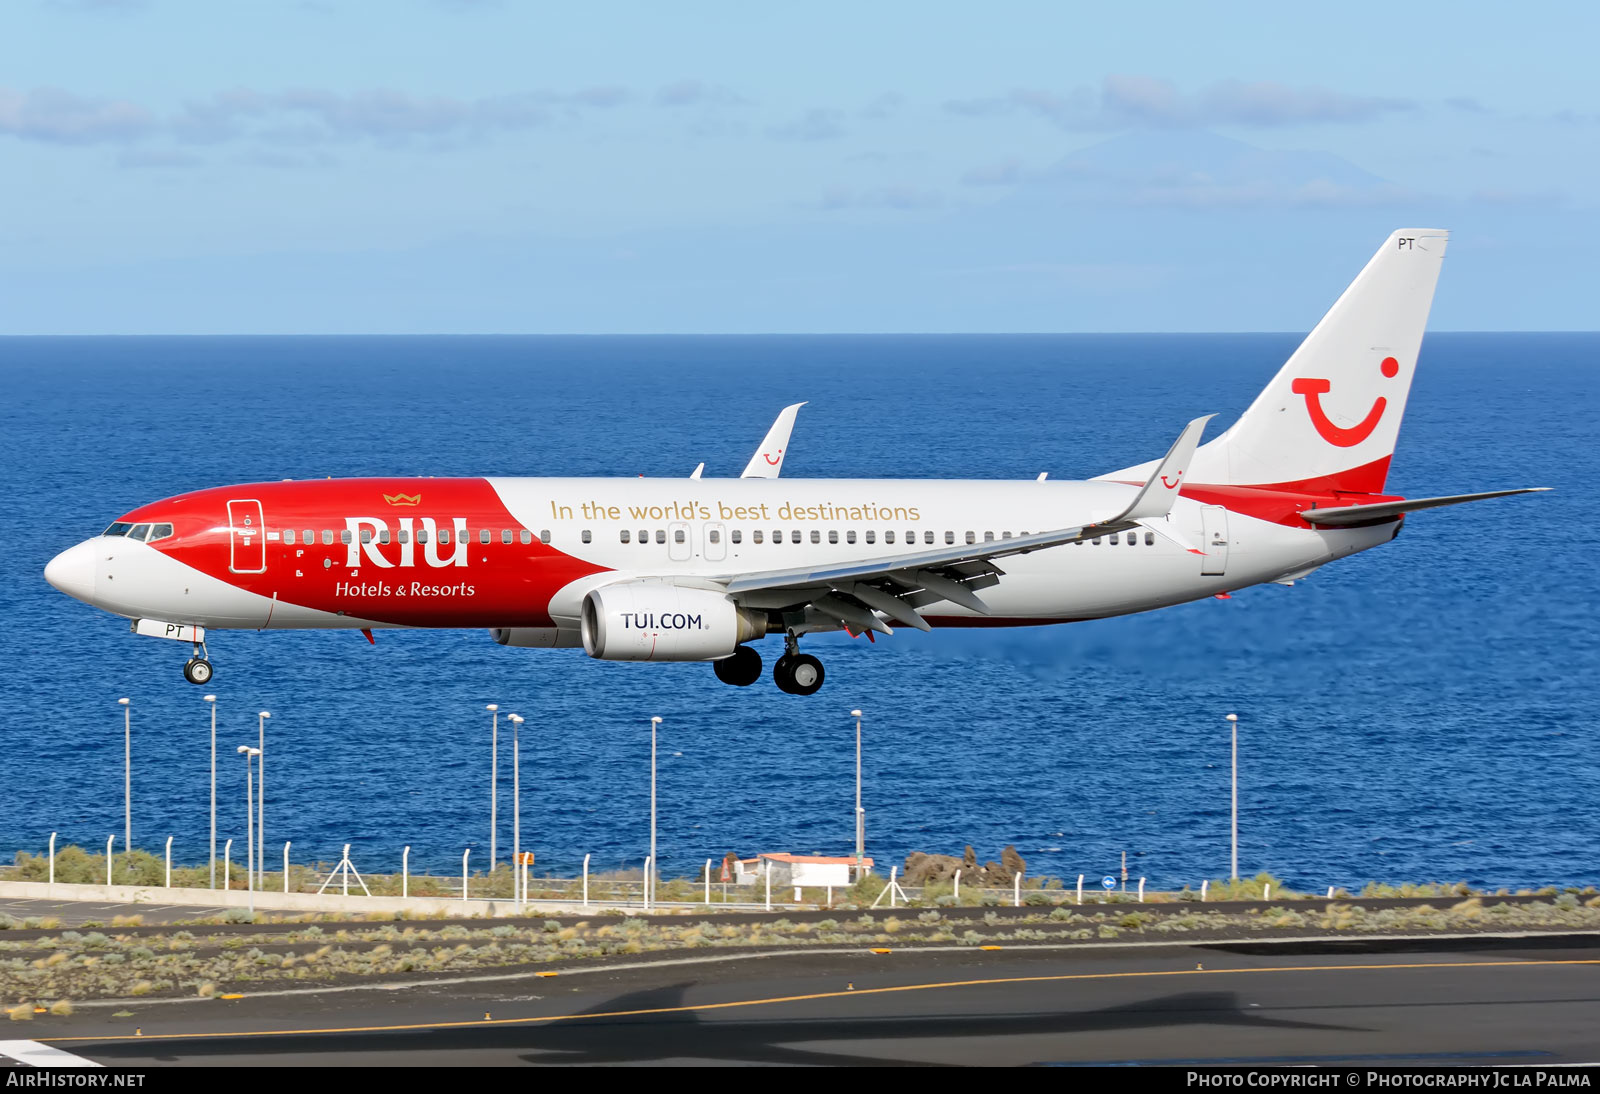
[649,715,661,907]
[257,711,270,885]
[117,698,131,852]
[851,708,865,882]
[487,704,499,870]
[237,745,260,911]
[508,713,523,909]
[1226,713,1239,881]
[204,695,217,889]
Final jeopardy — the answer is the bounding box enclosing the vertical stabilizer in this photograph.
[1105,229,1448,494]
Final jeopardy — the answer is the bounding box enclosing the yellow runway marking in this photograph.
[43,957,1600,1045]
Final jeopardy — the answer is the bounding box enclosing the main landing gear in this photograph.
[713,644,763,687]
[183,640,214,686]
[772,632,824,696]
[711,634,827,695]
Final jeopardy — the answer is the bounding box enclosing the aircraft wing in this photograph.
[718,415,1212,634]
[741,402,806,478]
[1300,487,1549,527]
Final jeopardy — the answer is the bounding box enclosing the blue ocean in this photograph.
[1,334,1593,891]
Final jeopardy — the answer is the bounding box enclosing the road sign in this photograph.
[517,852,535,866]
[1101,876,1116,890]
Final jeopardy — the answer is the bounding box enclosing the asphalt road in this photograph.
[0,896,234,927]
[15,937,1600,1066]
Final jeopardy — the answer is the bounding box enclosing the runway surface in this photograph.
[0,896,232,927]
[16,937,1600,1066]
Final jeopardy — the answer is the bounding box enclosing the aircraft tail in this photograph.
[1106,229,1449,494]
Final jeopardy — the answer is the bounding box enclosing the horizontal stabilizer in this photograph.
[1301,488,1549,527]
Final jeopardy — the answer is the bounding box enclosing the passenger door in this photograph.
[227,499,267,574]
[1200,506,1229,576]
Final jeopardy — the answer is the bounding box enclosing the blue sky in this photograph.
[1,1,1595,333]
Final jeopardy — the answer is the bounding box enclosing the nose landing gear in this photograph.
[183,639,214,686]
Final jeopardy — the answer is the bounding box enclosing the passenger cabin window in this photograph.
[984,531,995,542]
[340,530,353,545]
[360,529,373,544]
[303,529,313,545]
[284,529,296,545]
[753,530,764,544]
[1109,533,1119,544]
[655,530,666,544]
[501,529,513,544]
[731,529,742,544]
[396,530,409,545]
[708,529,721,544]
[945,531,955,545]
[438,529,450,545]
[377,530,390,545]
[826,530,836,544]
[1145,531,1155,545]
[415,529,428,544]
[965,531,976,545]
[924,531,934,545]
[519,530,532,545]
[791,530,801,544]
[885,530,896,544]
[581,530,592,543]
[865,530,875,544]
[540,530,551,544]
[673,529,685,544]
[846,530,856,544]
[620,529,631,543]
[479,529,491,545]
[810,530,821,544]
[323,530,335,546]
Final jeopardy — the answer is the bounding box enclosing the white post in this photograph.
[953,869,961,903]
[888,865,898,908]
[764,860,772,912]
[402,846,411,899]
[852,708,865,882]
[1264,882,1272,901]
[105,834,115,886]
[1138,877,1146,903]
[643,856,653,910]
[224,838,232,889]
[704,859,712,906]
[1077,874,1084,906]
[649,716,661,910]
[204,695,217,890]
[462,848,470,904]
[486,704,499,870]
[342,844,351,896]
[165,835,173,888]
[509,713,523,912]
[582,853,590,907]
[118,698,131,854]
[1014,873,1021,908]
[283,841,291,893]
[48,833,56,892]
[243,752,255,916]
[1227,712,1239,881]
[257,712,270,888]
[1327,885,1335,899]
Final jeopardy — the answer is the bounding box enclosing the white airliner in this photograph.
[44,229,1544,694]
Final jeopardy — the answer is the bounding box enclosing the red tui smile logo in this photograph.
[1291,357,1399,447]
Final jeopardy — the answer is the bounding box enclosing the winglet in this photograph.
[1117,415,1214,522]
[741,402,806,479]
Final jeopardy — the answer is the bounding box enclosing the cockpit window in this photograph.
[148,523,174,542]
[128,523,153,541]
[103,522,133,537]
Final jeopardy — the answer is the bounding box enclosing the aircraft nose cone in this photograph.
[44,541,97,603]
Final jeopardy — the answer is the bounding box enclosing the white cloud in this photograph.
[767,107,848,142]
[0,86,155,143]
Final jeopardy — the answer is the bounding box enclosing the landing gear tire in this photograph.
[183,658,214,686]
[773,652,825,696]
[713,645,763,687]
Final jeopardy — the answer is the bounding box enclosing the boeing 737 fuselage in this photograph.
[43,230,1544,694]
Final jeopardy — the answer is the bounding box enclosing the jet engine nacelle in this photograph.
[489,627,579,649]
[581,583,766,661]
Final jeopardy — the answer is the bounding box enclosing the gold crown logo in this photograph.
[383,493,422,506]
